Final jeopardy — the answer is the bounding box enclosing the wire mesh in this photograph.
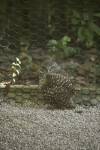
[0,0,100,108]
[0,1,100,150]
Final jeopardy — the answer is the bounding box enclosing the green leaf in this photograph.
[16,70,19,75]
[20,52,32,67]
[12,66,14,69]
[47,40,58,46]
[16,57,21,64]
[52,46,58,51]
[13,63,20,67]
[13,79,15,83]
[82,13,89,20]
[85,28,94,48]
[73,10,81,19]
[94,13,100,17]
[62,41,66,46]
[20,52,28,57]
[16,57,19,61]
[61,36,71,46]
[68,72,73,77]
[13,73,16,77]
[69,46,76,53]
[62,36,71,42]
[27,56,32,63]
[90,22,100,36]
[63,47,69,57]
[19,65,21,69]
[48,56,53,61]
[71,18,79,25]
[78,27,86,41]
[12,62,16,65]
[85,28,93,42]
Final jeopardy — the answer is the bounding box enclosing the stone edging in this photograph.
[0,85,100,107]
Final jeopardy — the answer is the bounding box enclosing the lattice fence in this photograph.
[0,0,100,108]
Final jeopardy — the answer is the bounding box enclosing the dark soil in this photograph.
[0,47,100,87]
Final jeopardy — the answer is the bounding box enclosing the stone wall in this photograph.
[0,85,100,108]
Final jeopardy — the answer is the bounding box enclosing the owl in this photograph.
[39,60,75,109]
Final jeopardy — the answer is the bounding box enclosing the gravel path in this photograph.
[0,103,100,150]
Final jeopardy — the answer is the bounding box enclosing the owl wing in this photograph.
[46,73,75,95]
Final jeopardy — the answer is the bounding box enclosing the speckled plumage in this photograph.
[39,60,75,109]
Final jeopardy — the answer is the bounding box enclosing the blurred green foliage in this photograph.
[0,0,100,51]
[20,52,33,69]
[47,36,76,57]
[71,10,100,48]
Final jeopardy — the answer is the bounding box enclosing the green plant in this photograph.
[20,52,32,69]
[89,63,100,73]
[71,10,100,48]
[92,77,97,85]
[47,36,76,57]
[12,58,21,83]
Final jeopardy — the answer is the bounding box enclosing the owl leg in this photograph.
[66,97,76,109]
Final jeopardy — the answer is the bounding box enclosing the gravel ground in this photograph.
[0,103,100,150]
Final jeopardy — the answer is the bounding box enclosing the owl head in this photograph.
[41,60,61,74]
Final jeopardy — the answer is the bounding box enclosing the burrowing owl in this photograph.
[39,60,75,109]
